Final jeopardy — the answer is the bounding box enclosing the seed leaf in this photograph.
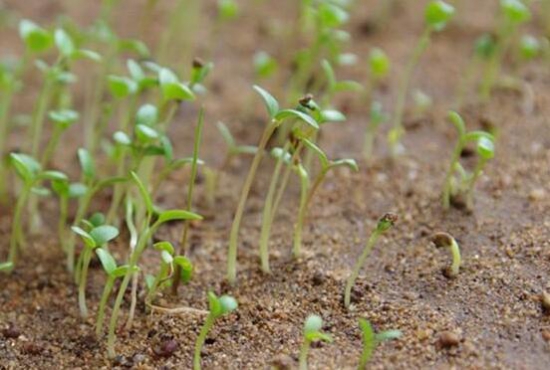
[54,29,75,56]
[19,20,53,53]
[274,109,319,129]
[78,148,95,181]
[130,171,154,216]
[174,256,193,283]
[96,248,117,275]
[253,85,279,119]
[156,210,203,224]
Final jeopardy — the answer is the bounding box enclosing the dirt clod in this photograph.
[542,329,550,342]
[437,331,461,348]
[154,339,179,358]
[540,291,550,312]
[270,354,294,370]
[2,325,21,339]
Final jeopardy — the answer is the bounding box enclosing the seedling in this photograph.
[299,314,332,370]
[363,101,388,160]
[51,177,87,254]
[320,59,362,107]
[71,223,119,318]
[518,35,540,62]
[388,1,455,156]
[147,242,193,302]
[479,0,531,101]
[193,292,238,370]
[253,51,278,81]
[0,62,20,200]
[217,121,258,168]
[344,213,398,308]
[364,47,390,106]
[358,319,402,369]
[106,172,202,357]
[442,111,495,211]
[431,232,461,278]
[0,262,13,272]
[41,109,79,165]
[7,153,67,267]
[227,86,319,284]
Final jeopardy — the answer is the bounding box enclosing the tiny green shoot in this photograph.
[431,232,462,278]
[344,213,398,308]
[299,314,333,370]
[358,318,402,369]
[193,292,238,370]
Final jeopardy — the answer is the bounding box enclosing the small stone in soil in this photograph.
[541,292,550,312]
[154,339,179,357]
[311,272,325,286]
[541,329,550,342]
[2,326,20,339]
[22,341,44,355]
[437,331,461,348]
[270,354,294,370]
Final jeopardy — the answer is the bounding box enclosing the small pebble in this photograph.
[541,292,550,312]
[154,339,179,358]
[437,331,461,348]
[529,189,545,202]
[542,329,550,342]
[2,326,20,339]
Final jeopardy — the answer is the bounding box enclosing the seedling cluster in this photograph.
[2,0,536,366]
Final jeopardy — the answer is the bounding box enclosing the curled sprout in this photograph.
[432,232,461,278]
[344,213,398,309]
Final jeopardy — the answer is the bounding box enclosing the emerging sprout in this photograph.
[442,111,495,211]
[147,242,193,301]
[358,319,402,369]
[344,213,398,308]
[431,232,462,278]
[72,223,119,318]
[388,0,455,156]
[299,315,333,370]
[194,292,238,370]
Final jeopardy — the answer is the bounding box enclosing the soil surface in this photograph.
[1,0,550,369]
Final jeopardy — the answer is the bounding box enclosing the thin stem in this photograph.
[58,195,68,253]
[8,184,31,264]
[30,77,53,156]
[259,141,291,273]
[449,239,461,276]
[193,315,215,370]
[442,140,464,210]
[389,27,432,156]
[146,262,169,304]
[78,247,93,318]
[465,157,487,210]
[96,276,115,337]
[344,230,382,308]
[67,187,95,272]
[227,120,278,284]
[0,87,15,201]
[298,339,311,370]
[293,168,310,258]
[41,126,63,167]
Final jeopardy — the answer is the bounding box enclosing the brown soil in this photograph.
[1,0,550,369]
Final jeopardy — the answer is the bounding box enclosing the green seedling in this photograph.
[218,0,239,21]
[358,319,402,369]
[0,262,13,272]
[455,33,497,108]
[41,109,79,165]
[253,51,278,81]
[442,111,495,211]
[388,0,455,156]
[518,35,540,61]
[412,89,433,118]
[320,59,362,107]
[363,101,388,160]
[344,213,398,308]
[147,242,193,303]
[193,292,238,370]
[227,86,319,284]
[51,177,87,254]
[0,62,20,200]
[217,121,258,168]
[479,0,531,101]
[19,19,54,55]
[364,47,390,106]
[6,153,67,267]
[107,172,202,358]
[72,224,119,318]
[431,232,461,278]
[299,314,333,370]
[173,109,204,295]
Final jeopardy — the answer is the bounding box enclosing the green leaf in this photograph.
[127,59,145,82]
[51,178,69,196]
[253,85,279,119]
[71,226,95,248]
[68,183,87,198]
[318,3,349,28]
[218,0,239,20]
[304,315,323,334]
[10,153,41,183]
[334,80,363,93]
[108,75,138,98]
[153,241,175,255]
[19,20,53,53]
[159,68,195,101]
[519,35,540,60]
[329,159,359,172]
[156,210,203,224]
[320,110,346,123]
[271,147,292,165]
[477,136,495,160]
[376,329,402,342]
[38,170,68,181]
[130,171,154,216]
[54,29,75,56]
[359,318,376,367]
[160,250,173,264]
[113,131,132,146]
[136,124,160,142]
[136,104,158,126]
[89,212,106,227]
[369,47,390,78]
[49,109,79,128]
[253,51,277,79]
[464,131,494,143]
[274,109,319,129]
[448,111,466,138]
[0,261,14,272]
[217,121,236,147]
[174,256,193,283]
[208,292,222,317]
[118,39,150,58]
[219,295,238,315]
[78,148,95,181]
[31,186,50,196]
[425,1,455,31]
[112,265,139,278]
[96,248,117,275]
[501,0,531,24]
[72,49,102,62]
[89,225,119,246]
[302,138,329,169]
[321,60,336,90]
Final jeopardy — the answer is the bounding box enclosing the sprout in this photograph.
[519,35,540,61]
[358,319,402,369]
[388,1,455,157]
[0,261,14,272]
[299,315,333,370]
[442,111,495,211]
[431,232,462,278]
[253,51,278,80]
[344,213,398,308]
[479,0,532,101]
[7,153,67,267]
[227,86,319,284]
[41,109,79,165]
[159,67,195,102]
[147,242,193,303]
[363,101,388,161]
[19,19,53,54]
[72,223,119,318]
[194,292,238,370]
[217,0,239,21]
